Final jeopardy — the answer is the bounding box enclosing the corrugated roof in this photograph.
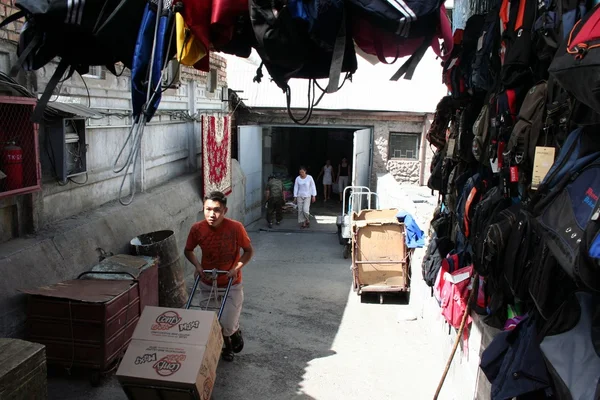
[0,72,103,119]
[43,101,103,119]
[224,48,448,113]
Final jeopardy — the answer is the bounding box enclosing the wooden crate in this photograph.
[0,338,47,400]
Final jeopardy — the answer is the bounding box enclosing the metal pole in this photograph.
[185,275,200,310]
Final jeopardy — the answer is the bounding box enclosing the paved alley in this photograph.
[48,201,446,400]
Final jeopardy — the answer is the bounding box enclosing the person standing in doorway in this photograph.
[317,160,335,202]
[338,157,351,202]
[265,175,284,228]
[184,191,254,362]
[294,166,316,229]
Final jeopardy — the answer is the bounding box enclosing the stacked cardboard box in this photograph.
[117,306,223,400]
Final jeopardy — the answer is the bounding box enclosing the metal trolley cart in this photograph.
[336,186,379,259]
[185,268,233,318]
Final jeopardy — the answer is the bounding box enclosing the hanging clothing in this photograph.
[396,210,425,248]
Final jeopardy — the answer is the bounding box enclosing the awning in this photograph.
[44,101,103,119]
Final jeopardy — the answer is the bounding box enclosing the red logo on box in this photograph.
[153,354,186,377]
[152,311,182,331]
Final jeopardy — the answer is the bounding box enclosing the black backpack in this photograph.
[470,3,502,93]
[548,3,600,117]
[0,0,146,121]
[422,234,455,287]
[249,0,357,124]
[500,0,537,88]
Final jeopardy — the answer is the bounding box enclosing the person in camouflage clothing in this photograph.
[265,175,284,228]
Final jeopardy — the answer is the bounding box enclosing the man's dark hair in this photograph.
[204,191,228,207]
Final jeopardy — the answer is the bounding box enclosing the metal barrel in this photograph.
[130,230,187,308]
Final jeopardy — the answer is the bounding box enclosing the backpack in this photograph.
[352,4,453,80]
[499,0,537,88]
[470,184,512,266]
[442,14,486,98]
[472,100,492,164]
[250,0,357,123]
[422,234,455,287]
[533,127,600,193]
[505,81,548,190]
[470,3,503,93]
[480,315,554,400]
[539,292,600,400]
[502,209,540,302]
[427,96,454,150]
[350,1,453,81]
[535,157,600,292]
[548,3,600,116]
[0,0,145,121]
[529,241,577,320]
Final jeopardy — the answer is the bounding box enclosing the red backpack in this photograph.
[352,4,453,80]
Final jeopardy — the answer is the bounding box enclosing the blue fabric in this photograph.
[131,5,169,122]
[480,315,552,400]
[396,210,424,248]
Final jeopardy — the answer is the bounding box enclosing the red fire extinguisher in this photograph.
[2,141,23,192]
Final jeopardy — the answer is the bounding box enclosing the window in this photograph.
[83,65,104,79]
[389,133,420,160]
[207,68,217,93]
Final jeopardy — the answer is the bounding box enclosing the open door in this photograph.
[352,128,372,188]
[352,128,373,212]
[238,125,263,226]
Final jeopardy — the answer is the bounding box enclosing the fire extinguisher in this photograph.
[2,141,23,192]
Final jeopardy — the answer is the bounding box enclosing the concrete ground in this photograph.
[47,197,449,400]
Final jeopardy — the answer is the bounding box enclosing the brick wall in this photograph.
[0,0,22,43]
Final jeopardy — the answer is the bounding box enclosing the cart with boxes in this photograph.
[351,208,411,303]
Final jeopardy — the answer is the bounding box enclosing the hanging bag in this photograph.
[548,3,600,115]
[352,4,453,80]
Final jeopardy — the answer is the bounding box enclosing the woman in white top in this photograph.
[317,159,335,202]
[293,166,317,229]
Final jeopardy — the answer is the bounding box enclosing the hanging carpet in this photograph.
[202,115,232,197]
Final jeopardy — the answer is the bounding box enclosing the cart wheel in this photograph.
[379,294,384,304]
[90,371,102,387]
[343,245,350,259]
[339,233,346,246]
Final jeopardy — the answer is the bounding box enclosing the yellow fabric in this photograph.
[175,13,206,66]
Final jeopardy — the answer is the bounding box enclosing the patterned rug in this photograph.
[202,115,232,197]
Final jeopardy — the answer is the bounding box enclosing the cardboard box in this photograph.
[131,306,222,347]
[116,307,223,400]
[117,340,219,400]
[352,209,409,288]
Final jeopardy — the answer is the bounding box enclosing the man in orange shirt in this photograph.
[184,191,254,361]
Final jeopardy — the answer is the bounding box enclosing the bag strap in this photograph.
[0,11,25,30]
[325,7,347,94]
[9,34,41,77]
[31,59,70,123]
[390,5,453,81]
[390,34,432,80]
[94,0,135,34]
